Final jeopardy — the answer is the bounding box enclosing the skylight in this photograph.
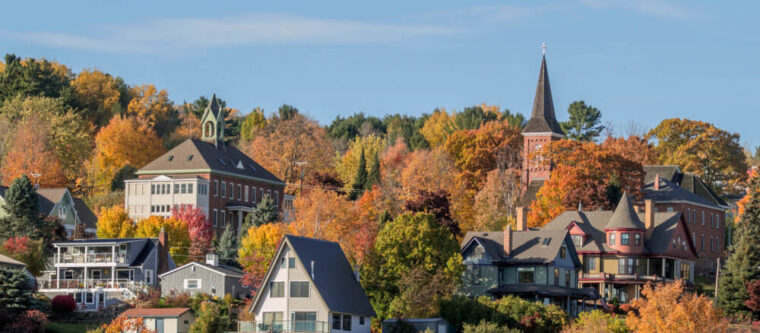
[187,155,193,161]
[168,155,174,161]
[541,238,551,246]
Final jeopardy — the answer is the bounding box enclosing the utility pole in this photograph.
[295,161,308,195]
[714,257,721,300]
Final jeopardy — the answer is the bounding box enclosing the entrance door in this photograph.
[156,318,164,333]
[95,292,104,309]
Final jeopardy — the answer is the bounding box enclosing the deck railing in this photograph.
[54,253,130,264]
[238,320,330,333]
[38,278,147,291]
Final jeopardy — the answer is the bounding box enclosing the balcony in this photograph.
[580,273,672,282]
[238,321,330,333]
[38,278,148,292]
[54,253,130,265]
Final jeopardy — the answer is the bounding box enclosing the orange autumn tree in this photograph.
[1,114,66,187]
[71,69,122,128]
[737,168,758,217]
[89,116,165,194]
[528,140,644,227]
[602,135,658,166]
[626,280,729,333]
[97,315,154,333]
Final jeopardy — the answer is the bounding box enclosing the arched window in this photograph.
[205,121,214,137]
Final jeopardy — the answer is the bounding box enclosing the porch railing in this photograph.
[38,278,147,291]
[239,320,330,333]
[580,273,672,281]
[55,253,130,264]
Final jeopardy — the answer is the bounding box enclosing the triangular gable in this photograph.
[566,221,589,236]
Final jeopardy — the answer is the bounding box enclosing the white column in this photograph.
[57,247,61,264]
[56,267,60,289]
[84,266,88,291]
[661,258,666,278]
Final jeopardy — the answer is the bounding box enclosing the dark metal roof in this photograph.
[461,229,577,266]
[643,165,727,207]
[137,139,284,185]
[522,56,564,135]
[196,262,245,276]
[285,235,376,317]
[605,192,645,230]
[131,240,155,266]
[642,178,721,209]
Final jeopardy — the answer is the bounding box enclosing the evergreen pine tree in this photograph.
[0,267,34,316]
[0,176,43,239]
[718,174,760,317]
[350,148,368,200]
[247,194,279,230]
[217,224,238,267]
[365,152,381,190]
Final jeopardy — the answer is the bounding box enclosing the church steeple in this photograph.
[201,93,225,147]
[522,54,564,136]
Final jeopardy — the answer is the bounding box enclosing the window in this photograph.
[280,257,286,269]
[259,188,264,202]
[716,215,720,229]
[238,184,242,200]
[517,267,535,283]
[701,234,705,250]
[680,263,691,281]
[245,186,249,202]
[343,314,352,331]
[230,183,234,199]
[290,282,309,297]
[292,312,316,332]
[221,182,227,198]
[188,183,193,194]
[553,268,559,285]
[702,211,705,226]
[717,238,720,252]
[687,208,691,222]
[628,257,635,274]
[360,316,365,325]
[609,233,616,246]
[86,292,94,304]
[692,232,696,245]
[213,209,218,227]
[711,213,714,227]
[269,282,284,297]
[151,184,156,194]
[262,312,283,329]
[186,279,200,289]
[572,235,582,247]
[667,207,674,212]
[710,237,714,252]
[621,233,630,245]
[332,314,341,330]
[64,270,74,279]
[275,191,279,207]
[174,184,180,194]
[146,269,153,285]
[288,257,296,269]
[252,188,257,202]
[587,257,596,270]
[181,184,187,194]
[560,246,567,259]
[565,269,571,286]
[634,233,641,245]
[214,180,219,197]
[618,258,626,274]
[221,211,226,227]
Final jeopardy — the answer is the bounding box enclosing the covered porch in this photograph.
[489,284,601,317]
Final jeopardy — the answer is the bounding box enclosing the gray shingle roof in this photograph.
[522,56,564,135]
[643,165,727,207]
[642,178,721,209]
[137,139,284,185]
[461,229,576,266]
[605,192,645,230]
[0,253,26,268]
[195,262,244,277]
[72,198,97,229]
[284,235,376,317]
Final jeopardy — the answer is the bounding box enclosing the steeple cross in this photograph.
[542,42,546,56]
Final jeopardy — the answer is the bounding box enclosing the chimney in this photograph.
[578,202,583,212]
[503,225,512,257]
[645,200,655,239]
[654,174,660,190]
[353,266,360,283]
[206,252,219,266]
[516,207,527,231]
[157,227,169,275]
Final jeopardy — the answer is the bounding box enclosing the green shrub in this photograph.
[463,321,521,333]
[562,310,629,333]
[439,295,567,333]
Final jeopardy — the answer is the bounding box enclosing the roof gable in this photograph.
[159,261,244,278]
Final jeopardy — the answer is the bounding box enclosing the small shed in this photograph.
[121,307,194,333]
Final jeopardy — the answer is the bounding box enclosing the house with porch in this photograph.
[37,231,175,311]
[540,192,698,303]
[124,94,288,238]
[460,214,599,316]
[247,235,375,333]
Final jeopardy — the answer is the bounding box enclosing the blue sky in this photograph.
[2,0,759,149]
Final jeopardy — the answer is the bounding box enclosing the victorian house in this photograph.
[460,215,599,316]
[0,186,96,239]
[540,192,697,303]
[642,165,728,273]
[124,94,288,237]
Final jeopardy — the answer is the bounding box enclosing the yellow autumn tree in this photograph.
[89,116,165,194]
[238,223,287,289]
[127,84,174,136]
[626,280,729,333]
[334,134,385,194]
[96,205,135,239]
[420,108,457,147]
[72,69,122,128]
[134,215,190,266]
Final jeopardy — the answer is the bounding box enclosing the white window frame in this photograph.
[184,278,202,289]
[146,269,154,285]
[221,181,227,198]
[238,184,242,200]
[213,209,218,227]
[214,180,219,197]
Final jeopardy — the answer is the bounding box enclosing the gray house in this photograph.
[159,253,251,299]
[38,231,175,311]
[0,186,97,238]
[460,217,599,316]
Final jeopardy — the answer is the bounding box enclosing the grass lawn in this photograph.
[45,322,91,333]
[694,274,716,298]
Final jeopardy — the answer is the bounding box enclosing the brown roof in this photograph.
[36,188,68,215]
[0,253,26,267]
[137,139,284,185]
[522,56,564,135]
[461,229,579,266]
[605,192,645,230]
[122,308,191,318]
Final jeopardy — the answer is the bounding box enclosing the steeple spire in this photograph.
[522,50,564,135]
[200,93,225,147]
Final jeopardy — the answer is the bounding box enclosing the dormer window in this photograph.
[236,160,244,169]
[572,235,583,247]
[609,233,616,246]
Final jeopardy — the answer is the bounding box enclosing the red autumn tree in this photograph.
[172,205,212,262]
[745,280,760,315]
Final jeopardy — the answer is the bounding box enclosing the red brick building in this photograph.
[124,94,287,237]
